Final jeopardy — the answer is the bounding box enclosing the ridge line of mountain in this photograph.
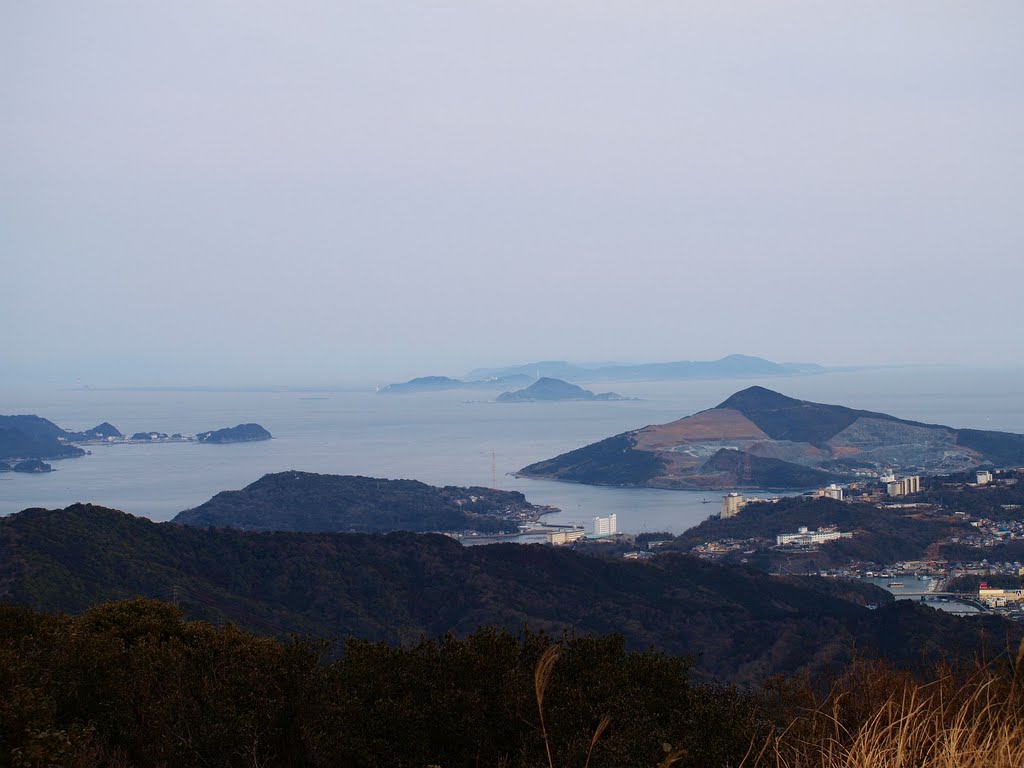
[3,501,1018,684]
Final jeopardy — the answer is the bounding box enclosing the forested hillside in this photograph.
[2,504,1018,684]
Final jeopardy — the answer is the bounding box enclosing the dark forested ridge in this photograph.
[0,600,785,768]
[173,471,544,533]
[2,504,1018,685]
[0,416,86,461]
[517,432,668,486]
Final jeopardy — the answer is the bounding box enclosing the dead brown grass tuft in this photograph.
[747,642,1024,768]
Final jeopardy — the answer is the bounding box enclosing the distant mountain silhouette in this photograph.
[379,374,533,394]
[467,354,824,383]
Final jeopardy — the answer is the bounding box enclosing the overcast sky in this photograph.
[2,1,1022,387]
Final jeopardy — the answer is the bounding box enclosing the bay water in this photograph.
[2,367,1022,534]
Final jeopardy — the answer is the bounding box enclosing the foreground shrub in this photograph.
[0,600,768,768]
[5,599,1023,767]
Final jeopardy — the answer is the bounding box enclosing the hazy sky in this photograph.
[3,2,1022,387]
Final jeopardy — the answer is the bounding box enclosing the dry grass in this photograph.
[534,645,561,768]
[527,641,1024,768]
[747,643,1024,768]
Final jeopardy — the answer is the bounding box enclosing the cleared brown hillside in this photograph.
[634,408,769,450]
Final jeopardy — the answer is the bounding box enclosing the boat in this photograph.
[701,498,711,504]
[888,581,905,588]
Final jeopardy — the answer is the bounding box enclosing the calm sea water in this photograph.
[2,367,1022,533]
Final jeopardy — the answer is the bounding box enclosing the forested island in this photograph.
[174,471,550,534]
[0,415,87,462]
[12,459,53,473]
[195,423,272,444]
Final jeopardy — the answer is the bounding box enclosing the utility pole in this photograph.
[491,451,497,490]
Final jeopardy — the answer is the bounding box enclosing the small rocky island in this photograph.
[496,377,630,402]
[0,414,272,463]
[13,459,53,473]
[195,423,272,444]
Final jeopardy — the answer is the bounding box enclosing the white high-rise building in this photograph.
[976,470,993,486]
[721,493,745,518]
[592,514,617,536]
[886,476,921,497]
[821,484,844,501]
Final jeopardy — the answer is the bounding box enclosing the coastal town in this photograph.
[480,467,1024,625]
[685,468,1024,621]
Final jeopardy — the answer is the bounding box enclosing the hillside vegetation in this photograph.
[3,600,1023,768]
[2,504,1020,685]
[672,496,974,569]
[173,471,540,534]
[0,415,85,461]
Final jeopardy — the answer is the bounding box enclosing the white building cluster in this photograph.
[980,585,1024,607]
[547,528,585,545]
[775,525,853,547]
[886,476,921,497]
[814,484,844,501]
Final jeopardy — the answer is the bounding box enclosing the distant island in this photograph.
[173,471,553,534]
[518,386,1024,490]
[379,374,532,394]
[12,459,53,473]
[0,415,88,462]
[496,377,631,402]
[467,354,823,383]
[195,423,272,444]
[0,414,272,462]
[379,355,823,393]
